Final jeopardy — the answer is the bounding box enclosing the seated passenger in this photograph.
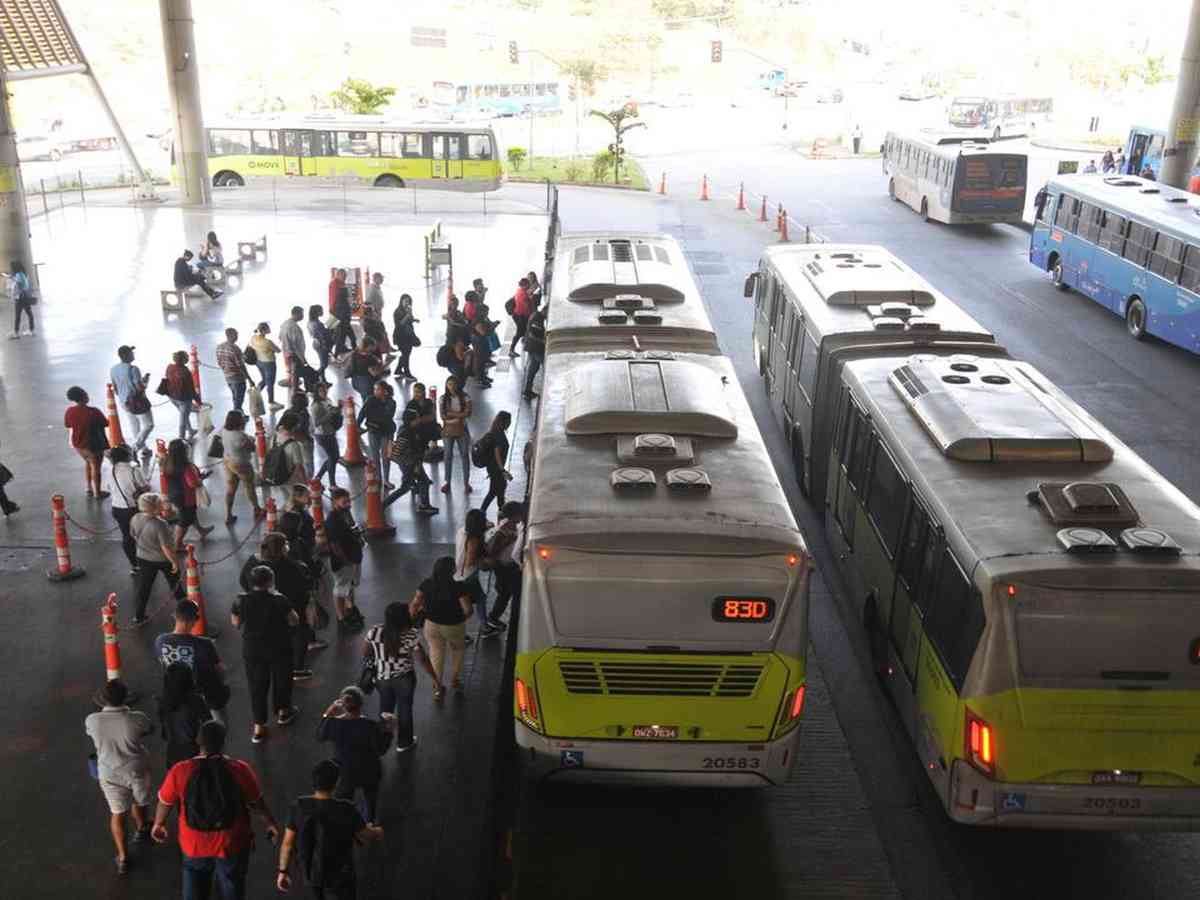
[173,250,221,299]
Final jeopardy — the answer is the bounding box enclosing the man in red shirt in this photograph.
[327,268,347,315]
[63,385,110,499]
[152,720,280,899]
[508,277,532,357]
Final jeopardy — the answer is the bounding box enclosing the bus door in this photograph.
[280,130,328,177]
[430,133,465,181]
[1128,131,1151,176]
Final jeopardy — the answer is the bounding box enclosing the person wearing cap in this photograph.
[110,346,154,454]
[317,686,392,824]
[155,599,231,723]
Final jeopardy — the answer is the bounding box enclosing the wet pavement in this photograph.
[0,185,546,899]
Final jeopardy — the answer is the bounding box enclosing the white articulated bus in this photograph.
[513,233,812,785]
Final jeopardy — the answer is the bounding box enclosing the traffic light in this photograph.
[711,40,722,63]
[508,41,519,64]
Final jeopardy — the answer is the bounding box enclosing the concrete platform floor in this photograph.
[0,188,546,899]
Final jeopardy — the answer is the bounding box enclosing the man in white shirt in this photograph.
[278,306,307,386]
[85,679,155,874]
[109,345,154,453]
[364,272,385,319]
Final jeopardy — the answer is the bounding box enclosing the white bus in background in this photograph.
[948,95,1053,141]
[883,131,1028,225]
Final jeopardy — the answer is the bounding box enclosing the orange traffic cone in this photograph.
[105,383,126,447]
[185,544,217,637]
[155,439,169,493]
[658,171,666,195]
[189,345,203,402]
[780,208,790,243]
[254,417,268,469]
[96,593,138,705]
[759,194,768,222]
[736,182,746,211]
[265,496,278,534]
[699,174,710,201]
[341,397,366,467]
[309,480,330,556]
[362,460,395,539]
[47,494,86,581]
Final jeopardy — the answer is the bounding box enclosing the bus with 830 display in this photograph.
[712,597,775,622]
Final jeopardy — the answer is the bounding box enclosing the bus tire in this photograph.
[791,430,809,498]
[213,171,244,188]
[1125,296,1148,340]
[374,175,404,188]
[888,179,897,201]
[1049,254,1067,291]
[920,198,930,222]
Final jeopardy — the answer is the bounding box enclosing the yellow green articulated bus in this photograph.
[514,233,812,785]
[173,115,501,191]
[828,351,1200,828]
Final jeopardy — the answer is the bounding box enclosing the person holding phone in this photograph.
[5,260,35,338]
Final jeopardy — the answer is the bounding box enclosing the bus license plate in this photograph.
[1078,796,1147,815]
[632,725,678,739]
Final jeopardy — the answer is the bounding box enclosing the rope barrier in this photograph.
[194,514,266,568]
[63,512,123,536]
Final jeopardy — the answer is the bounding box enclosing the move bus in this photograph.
[453,81,561,118]
[948,95,1053,141]
[514,233,812,785]
[744,244,1000,506]
[827,351,1200,828]
[184,116,501,191]
[1030,174,1200,354]
[883,132,1028,225]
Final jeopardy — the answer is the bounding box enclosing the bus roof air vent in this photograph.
[1119,527,1182,555]
[644,350,675,360]
[605,349,636,360]
[1056,527,1119,553]
[565,237,685,303]
[606,294,649,310]
[1102,177,1141,187]
[876,302,919,319]
[610,467,656,493]
[1165,196,1189,204]
[598,310,628,324]
[610,240,633,262]
[633,311,664,325]
[665,467,712,494]
[616,434,695,465]
[873,317,906,331]
[890,356,1114,463]
[1035,482,1139,527]
[1139,187,1161,194]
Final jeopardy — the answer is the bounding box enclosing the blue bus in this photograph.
[1029,174,1200,353]
[1124,126,1166,178]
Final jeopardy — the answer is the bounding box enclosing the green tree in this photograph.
[559,57,608,97]
[588,106,646,184]
[506,147,528,171]
[329,78,397,114]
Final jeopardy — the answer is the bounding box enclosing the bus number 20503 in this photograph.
[701,757,761,770]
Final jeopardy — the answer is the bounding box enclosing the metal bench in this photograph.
[238,235,268,263]
[160,289,187,311]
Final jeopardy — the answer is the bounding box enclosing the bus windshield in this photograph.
[954,154,1026,214]
[949,100,985,127]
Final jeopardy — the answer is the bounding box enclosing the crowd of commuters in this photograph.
[70,262,545,894]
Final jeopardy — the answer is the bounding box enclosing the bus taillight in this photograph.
[789,685,806,720]
[516,678,541,731]
[965,708,995,776]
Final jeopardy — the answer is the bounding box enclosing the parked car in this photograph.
[16,134,64,162]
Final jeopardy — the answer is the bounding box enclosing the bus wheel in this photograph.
[213,171,244,188]
[1125,297,1148,340]
[888,179,897,201]
[920,198,930,222]
[374,175,404,188]
[791,430,808,498]
[1048,255,1068,291]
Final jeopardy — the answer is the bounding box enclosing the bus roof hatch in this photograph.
[567,238,686,303]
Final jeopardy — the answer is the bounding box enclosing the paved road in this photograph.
[511,150,1200,899]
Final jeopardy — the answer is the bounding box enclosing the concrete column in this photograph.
[159,0,211,205]
[1161,0,1200,189]
[0,62,37,291]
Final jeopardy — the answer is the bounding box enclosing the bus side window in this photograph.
[913,526,941,616]
[897,500,929,595]
[755,270,770,310]
[832,388,850,459]
[1079,203,1103,242]
[798,327,820,402]
[846,406,869,493]
[782,304,797,362]
[773,283,788,335]
[865,439,907,559]
[1068,199,1087,235]
[1123,221,1154,267]
[1100,212,1127,254]
[1148,233,1184,281]
[923,549,984,693]
[1180,245,1200,293]
[1052,193,1072,229]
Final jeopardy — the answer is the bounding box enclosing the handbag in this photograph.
[125,390,152,415]
[194,482,211,508]
[486,330,501,353]
[19,287,38,307]
[357,656,378,695]
[156,377,172,396]
[247,384,266,418]
[207,435,224,459]
[0,463,11,486]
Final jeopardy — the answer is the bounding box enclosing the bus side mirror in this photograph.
[743,272,757,299]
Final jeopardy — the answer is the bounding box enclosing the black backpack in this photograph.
[261,439,295,486]
[436,344,453,368]
[504,296,516,316]
[243,345,258,366]
[184,756,243,831]
[471,433,493,469]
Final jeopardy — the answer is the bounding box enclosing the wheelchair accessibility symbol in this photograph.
[1000,792,1026,812]
[561,750,585,768]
